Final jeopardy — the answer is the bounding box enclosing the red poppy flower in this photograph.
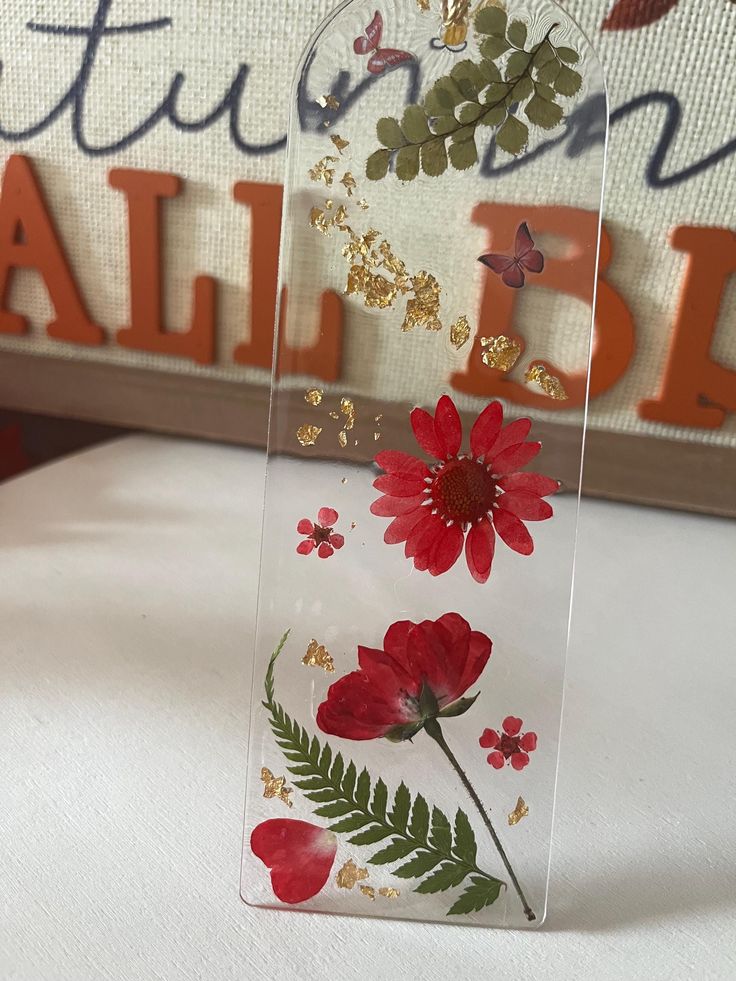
[316,612,491,741]
[250,819,337,904]
[370,395,558,582]
[296,507,345,558]
[480,716,538,771]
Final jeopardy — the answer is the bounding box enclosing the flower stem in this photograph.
[424,718,536,922]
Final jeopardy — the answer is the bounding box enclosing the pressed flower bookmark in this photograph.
[243,0,606,928]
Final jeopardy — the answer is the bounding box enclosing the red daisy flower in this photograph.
[480,716,538,771]
[296,507,345,558]
[250,819,337,904]
[370,395,558,582]
[316,612,491,741]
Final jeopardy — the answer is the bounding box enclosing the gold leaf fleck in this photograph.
[378,887,400,899]
[357,198,369,211]
[302,639,335,673]
[416,0,430,10]
[338,430,348,449]
[525,363,569,400]
[508,796,529,826]
[334,205,349,229]
[374,432,382,441]
[329,411,340,421]
[331,134,350,154]
[324,94,340,110]
[336,859,369,889]
[341,477,348,485]
[308,156,339,186]
[480,335,522,372]
[304,387,323,406]
[360,885,376,901]
[449,315,471,350]
[340,397,356,430]
[350,521,357,530]
[309,207,331,235]
[402,271,442,332]
[260,767,292,808]
[374,414,383,423]
[297,424,322,446]
[340,171,358,196]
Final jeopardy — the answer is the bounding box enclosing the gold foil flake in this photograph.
[357,198,369,211]
[331,134,350,154]
[416,0,430,9]
[340,171,358,196]
[508,797,529,826]
[375,414,383,423]
[309,207,332,235]
[334,205,349,230]
[379,887,400,899]
[329,410,340,421]
[336,859,369,889]
[341,477,348,485]
[260,767,293,808]
[374,432,382,441]
[360,886,376,901]
[525,363,569,400]
[304,387,323,406]
[325,198,334,210]
[324,94,340,110]
[350,521,357,530]
[481,335,522,372]
[338,430,348,449]
[302,639,335,673]
[450,315,471,350]
[297,424,322,446]
[340,397,356,430]
[402,271,442,332]
[308,155,339,186]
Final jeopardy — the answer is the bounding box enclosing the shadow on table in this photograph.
[546,846,736,933]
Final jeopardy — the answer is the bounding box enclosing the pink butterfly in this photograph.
[353,11,415,75]
[478,222,545,289]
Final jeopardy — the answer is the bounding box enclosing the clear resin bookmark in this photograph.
[242,0,606,927]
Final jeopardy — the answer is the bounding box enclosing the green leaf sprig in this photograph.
[261,631,504,916]
[366,6,582,181]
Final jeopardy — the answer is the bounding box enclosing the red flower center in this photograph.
[499,733,521,758]
[430,457,497,526]
[312,524,332,544]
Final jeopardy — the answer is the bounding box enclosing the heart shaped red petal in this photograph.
[250,819,337,904]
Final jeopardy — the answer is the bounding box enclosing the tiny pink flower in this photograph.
[296,507,345,559]
[479,716,538,771]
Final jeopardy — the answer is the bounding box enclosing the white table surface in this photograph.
[1,435,734,981]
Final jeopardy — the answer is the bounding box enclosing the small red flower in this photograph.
[296,507,345,558]
[371,395,558,582]
[317,612,491,741]
[250,819,337,904]
[480,716,538,771]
